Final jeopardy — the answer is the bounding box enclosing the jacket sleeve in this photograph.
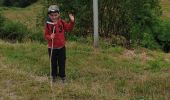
[44,24,51,41]
[62,20,74,32]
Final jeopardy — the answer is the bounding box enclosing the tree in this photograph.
[2,0,38,7]
[40,0,161,48]
[3,0,12,6]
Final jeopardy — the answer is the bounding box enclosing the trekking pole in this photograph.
[50,25,56,100]
[50,25,55,85]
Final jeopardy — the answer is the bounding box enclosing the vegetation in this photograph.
[0,40,170,99]
[160,0,170,19]
[0,0,170,99]
[154,19,170,52]
[0,0,170,52]
[41,0,160,46]
[0,2,44,42]
[0,19,29,41]
[2,0,38,7]
[0,13,5,29]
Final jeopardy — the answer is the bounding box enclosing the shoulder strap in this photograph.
[46,23,50,31]
[60,19,64,28]
[46,23,56,34]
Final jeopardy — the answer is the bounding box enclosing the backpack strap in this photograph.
[46,22,50,32]
[46,22,56,34]
[60,19,64,28]
[46,16,54,33]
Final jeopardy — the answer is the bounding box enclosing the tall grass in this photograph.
[160,0,170,19]
[1,2,43,30]
[0,0,170,99]
[0,40,170,99]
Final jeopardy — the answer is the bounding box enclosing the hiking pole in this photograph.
[49,25,56,100]
[50,25,55,86]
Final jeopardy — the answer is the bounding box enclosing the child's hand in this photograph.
[69,14,74,22]
[50,33,55,39]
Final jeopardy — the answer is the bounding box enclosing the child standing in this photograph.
[44,5,74,83]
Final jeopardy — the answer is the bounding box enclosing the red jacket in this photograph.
[44,18,74,48]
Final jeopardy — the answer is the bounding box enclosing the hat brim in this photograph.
[48,10,59,14]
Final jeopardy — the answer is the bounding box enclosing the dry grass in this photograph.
[160,0,170,19]
[0,40,170,100]
[0,0,170,99]
[1,2,43,30]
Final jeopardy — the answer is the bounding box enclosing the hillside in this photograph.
[1,0,170,29]
[0,40,170,99]
[160,0,170,19]
[0,0,170,99]
[1,2,43,30]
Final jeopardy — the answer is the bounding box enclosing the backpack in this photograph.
[46,16,64,34]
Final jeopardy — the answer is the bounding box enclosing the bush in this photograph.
[2,0,38,7]
[30,29,45,43]
[141,33,160,50]
[0,13,5,35]
[154,19,170,52]
[0,20,30,41]
[111,35,128,47]
[0,13,5,28]
[0,0,3,6]
[40,0,161,48]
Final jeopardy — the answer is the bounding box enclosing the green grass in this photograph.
[0,0,170,99]
[0,2,43,31]
[160,0,170,19]
[0,40,170,100]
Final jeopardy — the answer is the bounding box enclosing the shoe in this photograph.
[61,77,66,84]
[52,77,57,83]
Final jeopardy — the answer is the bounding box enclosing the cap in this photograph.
[48,5,59,14]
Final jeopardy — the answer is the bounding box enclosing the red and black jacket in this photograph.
[44,18,74,48]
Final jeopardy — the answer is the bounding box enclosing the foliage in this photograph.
[2,0,170,52]
[99,0,132,38]
[0,20,30,41]
[2,0,38,7]
[0,13,5,29]
[0,0,3,6]
[154,19,170,52]
[130,0,161,43]
[39,0,161,47]
[111,35,128,47]
[30,29,45,43]
[39,0,93,37]
[0,40,170,99]
[141,33,160,50]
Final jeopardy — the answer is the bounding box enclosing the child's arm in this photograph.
[62,14,74,32]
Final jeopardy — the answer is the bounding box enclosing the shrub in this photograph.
[2,0,38,7]
[111,35,127,47]
[40,0,161,49]
[0,20,30,41]
[0,0,3,6]
[30,29,45,43]
[141,33,160,50]
[154,19,170,52]
[0,13,5,33]
[0,13,4,25]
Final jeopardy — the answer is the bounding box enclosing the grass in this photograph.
[0,2,43,31]
[0,0,169,27]
[0,0,170,99]
[0,40,170,99]
[160,0,170,19]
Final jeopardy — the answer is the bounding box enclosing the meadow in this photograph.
[0,0,170,99]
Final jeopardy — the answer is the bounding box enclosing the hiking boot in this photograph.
[61,77,66,84]
[52,77,57,83]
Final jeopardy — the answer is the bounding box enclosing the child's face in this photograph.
[49,12,60,22]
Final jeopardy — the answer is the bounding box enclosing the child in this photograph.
[44,5,74,83]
